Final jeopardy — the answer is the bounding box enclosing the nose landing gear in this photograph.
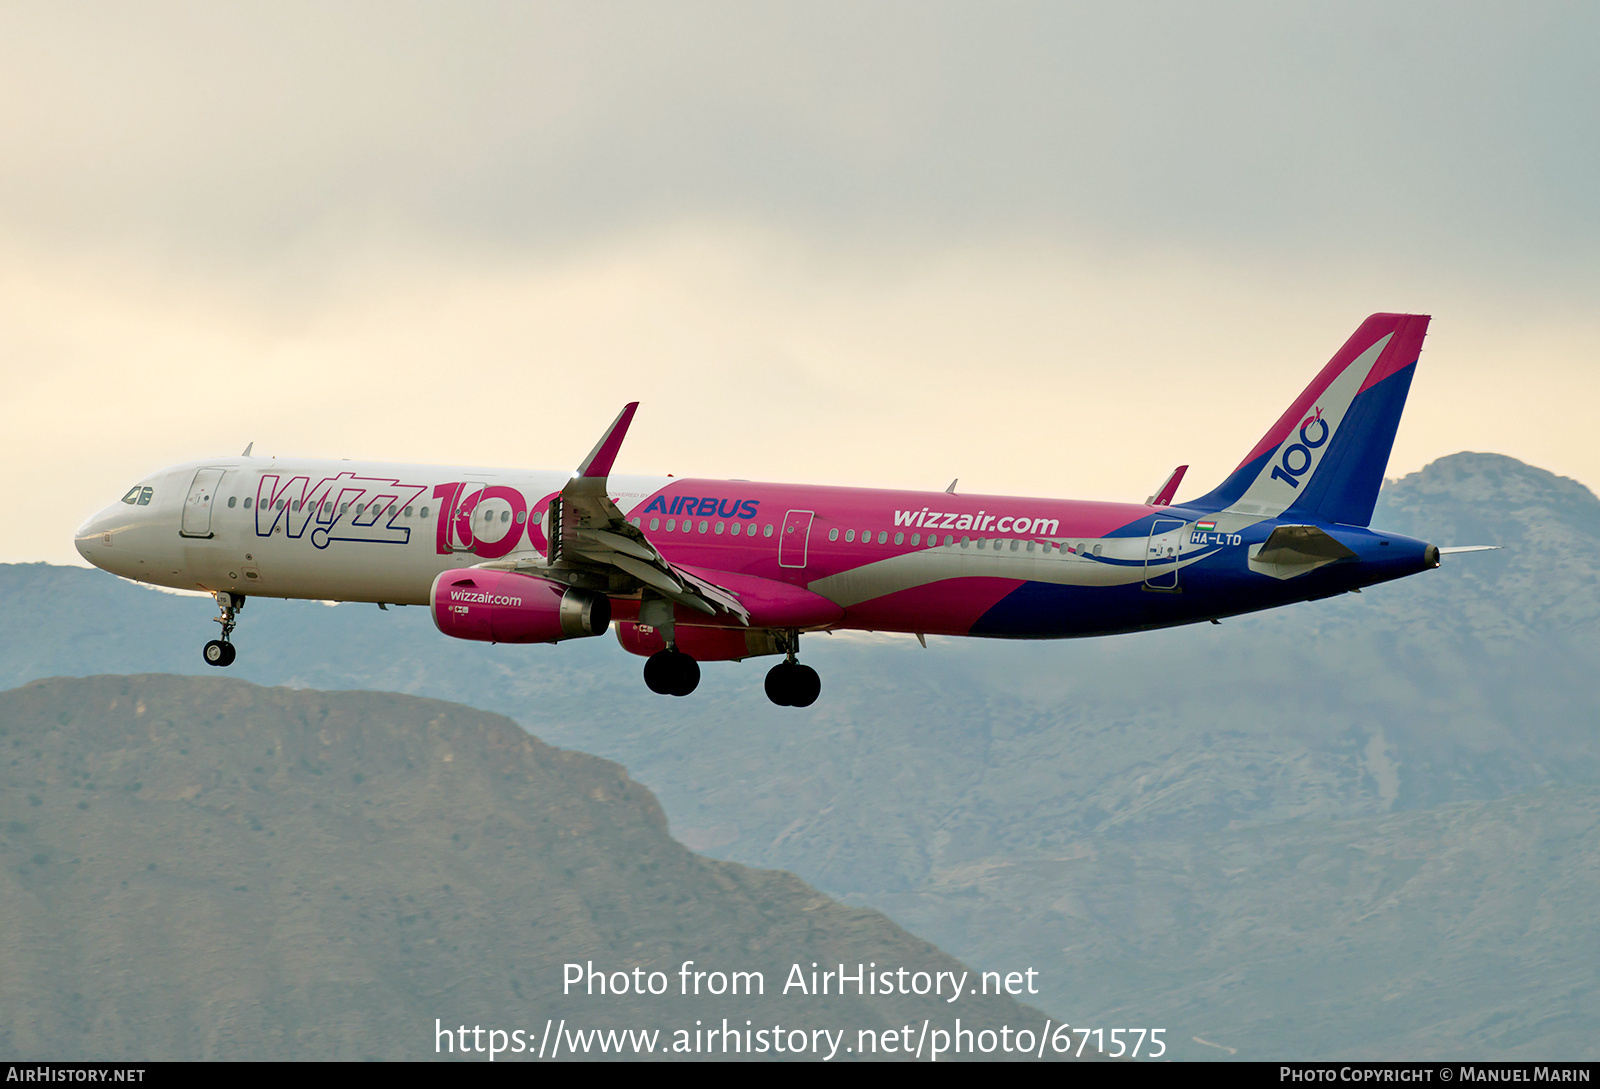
[203,592,244,668]
[764,631,820,707]
[643,649,700,697]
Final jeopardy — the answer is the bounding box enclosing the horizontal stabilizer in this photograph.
[1248,524,1357,580]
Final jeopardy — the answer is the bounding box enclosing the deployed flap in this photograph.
[675,565,845,629]
[479,403,748,623]
[1248,524,1357,580]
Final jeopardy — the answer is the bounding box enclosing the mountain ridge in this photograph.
[0,673,1049,1060]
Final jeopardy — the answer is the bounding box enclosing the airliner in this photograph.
[76,313,1484,706]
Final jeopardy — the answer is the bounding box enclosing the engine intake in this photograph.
[430,569,610,644]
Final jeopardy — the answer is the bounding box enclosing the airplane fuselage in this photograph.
[78,455,1434,641]
[72,313,1447,704]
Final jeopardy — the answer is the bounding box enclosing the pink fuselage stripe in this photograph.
[627,479,1149,633]
[842,577,1025,636]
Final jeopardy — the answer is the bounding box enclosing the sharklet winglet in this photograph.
[1147,464,1188,506]
[576,403,639,479]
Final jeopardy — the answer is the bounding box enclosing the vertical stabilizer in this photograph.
[1189,313,1430,526]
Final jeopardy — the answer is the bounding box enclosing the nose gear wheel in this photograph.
[203,592,245,668]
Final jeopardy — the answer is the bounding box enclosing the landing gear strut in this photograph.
[203,591,244,668]
[643,649,700,697]
[764,631,820,707]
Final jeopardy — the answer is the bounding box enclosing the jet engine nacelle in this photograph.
[430,568,610,644]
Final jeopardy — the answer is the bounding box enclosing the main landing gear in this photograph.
[643,649,700,697]
[639,630,822,707]
[202,591,244,668]
[764,632,820,708]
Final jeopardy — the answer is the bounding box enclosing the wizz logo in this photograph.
[255,473,428,549]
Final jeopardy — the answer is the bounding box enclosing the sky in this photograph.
[4,1,1598,564]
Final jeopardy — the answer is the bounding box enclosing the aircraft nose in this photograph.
[74,506,116,566]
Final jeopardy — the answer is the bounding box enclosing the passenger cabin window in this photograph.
[764,525,774,537]
[420,506,429,518]
[829,528,839,541]
[845,530,855,542]
[227,497,236,508]
[244,498,252,509]
[1093,544,1103,556]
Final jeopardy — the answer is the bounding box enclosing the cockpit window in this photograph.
[121,486,153,506]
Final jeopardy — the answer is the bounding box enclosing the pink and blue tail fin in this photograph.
[1190,313,1430,527]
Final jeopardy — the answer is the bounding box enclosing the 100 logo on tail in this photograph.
[1269,408,1329,489]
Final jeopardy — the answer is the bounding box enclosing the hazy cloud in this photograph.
[5,2,1599,563]
[1,2,1595,277]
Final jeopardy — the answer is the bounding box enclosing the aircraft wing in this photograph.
[478,404,750,623]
